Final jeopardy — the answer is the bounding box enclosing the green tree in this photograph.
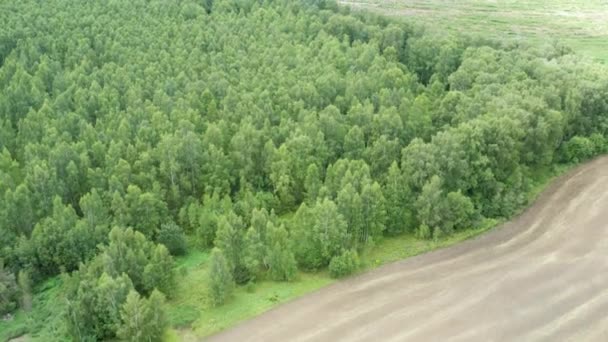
[444,191,476,233]
[95,273,134,338]
[0,261,18,315]
[304,163,322,204]
[265,223,297,281]
[198,192,233,247]
[359,181,387,244]
[31,197,95,275]
[4,184,35,237]
[415,175,444,238]
[243,225,266,277]
[343,125,365,160]
[383,162,412,235]
[336,183,363,246]
[293,199,349,269]
[214,213,249,283]
[125,185,168,238]
[117,289,167,342]
[143,244,175,295]
[64,269,134,341]
[79,189,110,239]
[208,248,234,306]
[156,222,187,256]
[99,227,174,295]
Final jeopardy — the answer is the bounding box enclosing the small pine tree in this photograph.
[208,248,234,306]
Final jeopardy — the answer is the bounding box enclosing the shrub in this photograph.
[590,133,607,154]
[157,222,187,256]
[0,262,19,315]
[564,136,594,162]
[416,224,432,240]
[329,250,359,278]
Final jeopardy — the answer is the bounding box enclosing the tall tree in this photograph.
[208,248,234,306]
[265,222,297,281]
[383,162,413,235]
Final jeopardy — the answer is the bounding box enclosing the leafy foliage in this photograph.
[0,261,19,315]
[157,222,187,256]
[329,249,360,278]
[117,290,167,342]
[208,248,234,307]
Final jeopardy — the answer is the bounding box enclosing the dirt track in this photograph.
[208,156,608,341]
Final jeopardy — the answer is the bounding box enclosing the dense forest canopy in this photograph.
[1,0,608,340]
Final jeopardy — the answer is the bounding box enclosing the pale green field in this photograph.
[342,0,608,62]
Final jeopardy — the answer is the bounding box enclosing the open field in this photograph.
[341,0,608,62]
[209,156,608,341]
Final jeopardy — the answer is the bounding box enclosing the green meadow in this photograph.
[343,0,608,62]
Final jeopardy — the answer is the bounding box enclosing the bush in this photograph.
[416,224,432,240]
[564,136,595,162]
[0,262,19,315]
[590,133,607,154]
[157,222,187,256]
[328,250,359,278]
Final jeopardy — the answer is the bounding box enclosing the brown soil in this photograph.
[208,156,608,341]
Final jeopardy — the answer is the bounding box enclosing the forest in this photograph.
[1,0,608,340]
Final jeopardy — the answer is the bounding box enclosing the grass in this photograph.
[0,162,577,342]
[342,0,608,63]
[0,278,68,342]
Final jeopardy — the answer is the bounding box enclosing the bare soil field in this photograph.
[208,156,608,341]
